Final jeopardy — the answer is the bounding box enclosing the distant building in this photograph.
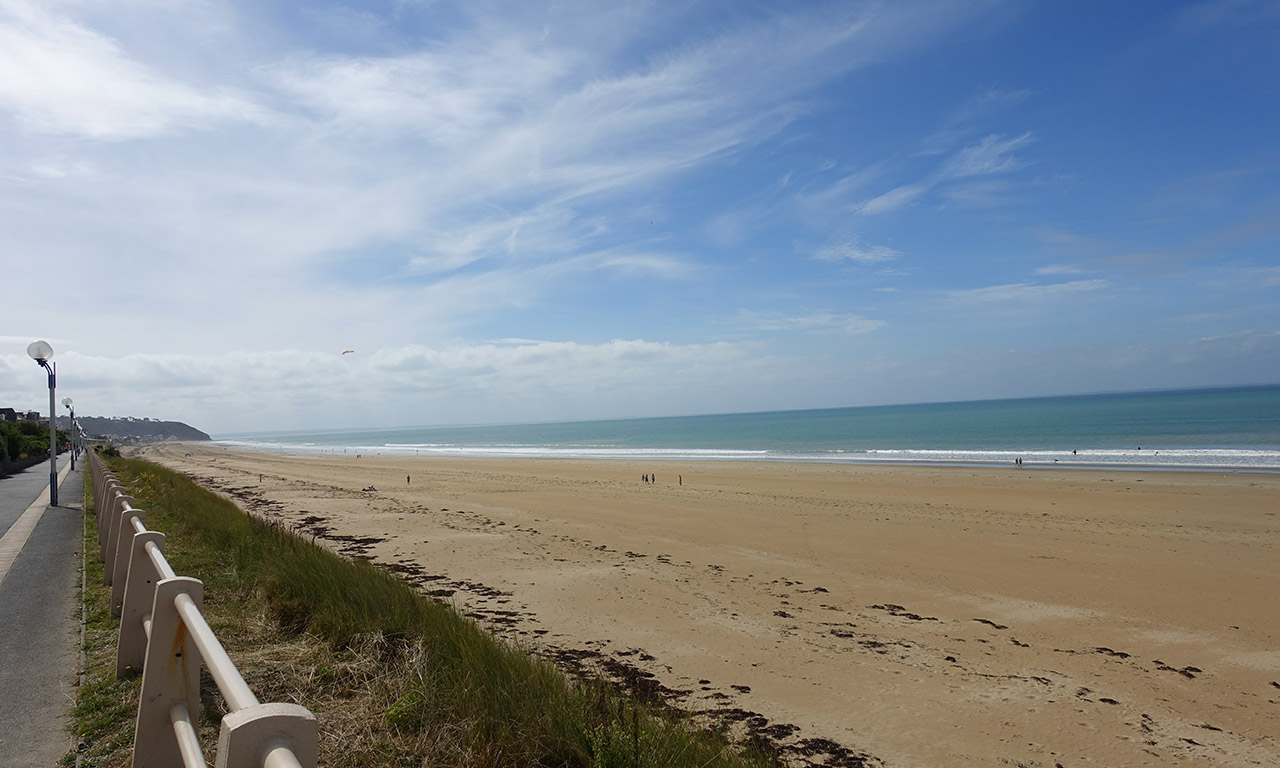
[24,411,41,421]
[0,408,17,422]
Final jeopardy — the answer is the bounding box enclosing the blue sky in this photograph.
[1,0,1277,434]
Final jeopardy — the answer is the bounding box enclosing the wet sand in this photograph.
[144,444,1280,767]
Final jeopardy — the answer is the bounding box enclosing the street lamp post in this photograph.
[27,340,58,507]
[62,397,75,471]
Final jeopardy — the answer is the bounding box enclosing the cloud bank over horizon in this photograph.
[2,0,1277,434]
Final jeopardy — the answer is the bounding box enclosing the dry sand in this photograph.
[144,443,1280,767]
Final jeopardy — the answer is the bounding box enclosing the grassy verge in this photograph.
[67,467,142,767]
[70,456,780,768]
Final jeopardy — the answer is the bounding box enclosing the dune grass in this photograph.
[74,456,778,768]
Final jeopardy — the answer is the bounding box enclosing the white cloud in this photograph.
[0,339,763,433]
[0,1,1002,365]
[855,132,1034,215]
[585,250,693,279]
[946,279,1110,306]
[1252,266,1280,287]
[855,184,925,215]
[1035,264,1084,276]
[940,132,1033,178]
[741,310,885,335]
[0,0,267,139]
[813,239,900,265]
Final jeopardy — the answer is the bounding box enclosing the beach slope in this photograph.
[146,444,1280,767]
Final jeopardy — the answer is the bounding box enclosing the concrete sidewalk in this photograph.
[0,456,84,767]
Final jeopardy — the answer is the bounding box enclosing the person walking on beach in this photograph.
[407,475,411,484]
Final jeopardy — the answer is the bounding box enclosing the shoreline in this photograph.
[142,443,1280,767]
[209,439,1280,474]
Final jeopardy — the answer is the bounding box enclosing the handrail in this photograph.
[174,592,260,712]
[147,541,177,582]
[89,452,318,768]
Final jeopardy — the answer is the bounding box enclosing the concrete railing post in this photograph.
[117,531,166,675]
[99,482,126,558]
[216,703,317,768]
[89,457,101,501]
[110,509,146,611]
[101,485,128,558]
[103,492,135,580]
[109,506,145,609]
[95,464,107,516]
[133,577,203,768]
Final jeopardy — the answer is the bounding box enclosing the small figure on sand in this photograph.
[362,485,378,492]
[407,475,411,484]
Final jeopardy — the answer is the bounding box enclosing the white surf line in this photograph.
[0,461,74,590]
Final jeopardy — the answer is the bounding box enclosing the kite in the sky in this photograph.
[341,350,355,355]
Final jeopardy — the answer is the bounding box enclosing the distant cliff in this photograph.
[59,416,212,443]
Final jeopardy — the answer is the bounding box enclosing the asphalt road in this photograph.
[0,455,82,767]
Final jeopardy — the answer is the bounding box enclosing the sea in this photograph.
[218,385,1280,472]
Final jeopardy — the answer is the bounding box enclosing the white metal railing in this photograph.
[89,453,317,768]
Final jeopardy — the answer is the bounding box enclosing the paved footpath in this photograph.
[0,455,83,767]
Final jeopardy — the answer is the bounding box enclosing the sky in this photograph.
[1,0,1278,436]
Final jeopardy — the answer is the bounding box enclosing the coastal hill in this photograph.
[59,415,211,443]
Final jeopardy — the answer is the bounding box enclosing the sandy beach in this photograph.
[142,443,1280,767]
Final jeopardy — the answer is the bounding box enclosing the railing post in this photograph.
[94,468,110,527]
[103,493,136,581]
[98,482,125,556]
[215,703,317,768]
[94,461,107,499]
[117,531,166,675]
[134,577,203,768]
[89,457,102,500]
[111,508,146,609]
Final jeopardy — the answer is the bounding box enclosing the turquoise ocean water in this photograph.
[219,385,1280,471]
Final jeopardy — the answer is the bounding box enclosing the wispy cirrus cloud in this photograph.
[1035,264,1085,276]
[939,132,1033,178]
[853,132,1034,215]
[854,184,927,215]
[0,0,266,139]
[813,238,900,266]
[1255,266,1280,287]
[740,310,886,335]
[946,279,1109,306]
